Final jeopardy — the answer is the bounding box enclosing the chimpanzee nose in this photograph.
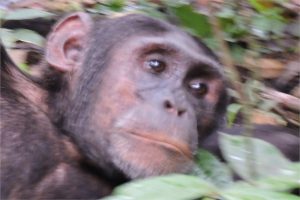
[163,100,186,116]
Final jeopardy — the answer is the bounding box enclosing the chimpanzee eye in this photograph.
[146,59,166,73]
[188,79,208,96]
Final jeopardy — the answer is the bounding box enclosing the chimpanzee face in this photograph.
[91,31,225,178]
[45,13,225,180]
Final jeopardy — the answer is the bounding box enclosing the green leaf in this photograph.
[217,7,248,42]
[230,45,246,64]
[18,63,29,72]
[0,9,7,20]
[171,4,212,38]
[248,0,269,13]
[256,174,300,192]
[13,29,45,47]
[217,7,235,19]
[106,0,125,11]
[226,103,242,127]
[222,185,300,200]
[255,162,300,191]
[4,9,54,20]
[244,79,257,105]
[227,88,240,99]
[251,8,285,39]
[195,149,233,188]
[219,133,292,182]
[258,99,278,112]
[0,28,17,47]
[134,2,167,20]
[202,37,218,50]
[102,174,219,200]
[101,197,128,200]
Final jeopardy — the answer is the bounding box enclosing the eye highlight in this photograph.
[188,79,208,97]
[146,59,166,73]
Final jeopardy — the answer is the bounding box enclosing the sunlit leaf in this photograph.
[0,9,6,20]
[254,162,300,191]
[18,63,30,72]
[256,174,300,192]
[222,185,300,200]
[106,0,125,11]
[251,8,285,39]
[134,1,167,19]
[227,103,242,127]
[0,28,17,47]
[248,0,271,12]
[102,174,219,200]
[4,9,54,20]
[219,133,292,182]
[13,29,45,47]
[217,7,235,19]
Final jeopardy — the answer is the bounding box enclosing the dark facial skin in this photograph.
[43,14,227,182]
[85,31,225,178]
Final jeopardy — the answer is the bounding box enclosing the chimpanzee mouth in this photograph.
[126,131,193,159]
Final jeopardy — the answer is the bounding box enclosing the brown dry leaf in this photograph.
[245,58,285,79]
[291,86,300,98]
[196,0,223,7]
[250,109,287,125]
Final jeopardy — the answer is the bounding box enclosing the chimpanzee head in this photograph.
[45,13,227,180]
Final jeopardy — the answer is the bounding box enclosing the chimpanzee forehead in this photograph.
[110,30,221,71]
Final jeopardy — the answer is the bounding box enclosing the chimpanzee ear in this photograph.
[46,12,93,72]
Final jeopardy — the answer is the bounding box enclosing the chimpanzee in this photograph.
[1,12,228,199]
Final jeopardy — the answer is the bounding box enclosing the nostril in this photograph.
[163,100,186,116]
[178,109,186,116]
[164,100,173,109]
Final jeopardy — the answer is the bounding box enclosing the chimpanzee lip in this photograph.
[126,131,193,159]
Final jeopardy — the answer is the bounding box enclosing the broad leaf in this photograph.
[102,174,219,200]
[0,28,17,47]
[248,0,271,13]
[255,162,300,191]
[219,133,291,181]
[170,4,212,38]
[195,149,233,188]
[0,9,6,20]
[4,9,54,20]
[13,29,45,47]
[226,103,242,127]
[222,185,300,200]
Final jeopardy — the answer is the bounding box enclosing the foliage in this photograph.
[170,4,212,38]
[0,8,55,47]
[103,135,300,200]
[1,1,299,199]
[0,28,45,47]
[1,8,54,20]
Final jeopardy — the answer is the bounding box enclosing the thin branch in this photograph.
[261,87,300,112]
